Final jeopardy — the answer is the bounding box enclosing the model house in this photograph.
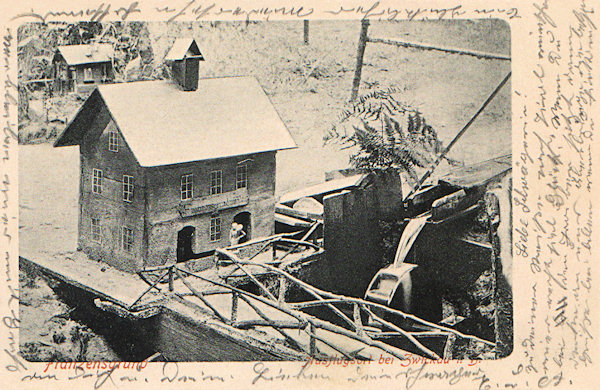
[54,39,296,272]
[53,43,115,94]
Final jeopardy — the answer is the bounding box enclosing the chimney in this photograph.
[165,38,204,92]
[171,58,200,91]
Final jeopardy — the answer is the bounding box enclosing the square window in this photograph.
[92,169,102,194]
[122,227,134,253]
[236,163,248,189]
[210,215,221,241]
[123,175,134,202]
[91,218,101,244]
[108,131,119,152]
[181,174,193,200]
[210,170,222,195]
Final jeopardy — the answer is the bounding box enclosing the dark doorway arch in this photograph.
[177,226,195,263]
[233,212,251,243]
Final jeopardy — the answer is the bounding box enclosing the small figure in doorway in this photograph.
[229,223,246,245]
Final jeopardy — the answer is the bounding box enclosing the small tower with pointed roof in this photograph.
[164,38,205,91]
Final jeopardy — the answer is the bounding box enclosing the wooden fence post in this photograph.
[350,19,370,101]
[443,333,456,360]
[168,266,174,292]
[353,303,364,337]
[303,20,309,45]
[231,292,239,322]
[309,323,317,355]
[278,274,288,305]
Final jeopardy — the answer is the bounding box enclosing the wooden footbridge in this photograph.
[94,234,493,361]
[23,231,493,361]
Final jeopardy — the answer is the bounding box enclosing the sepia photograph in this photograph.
[17,19,512,363]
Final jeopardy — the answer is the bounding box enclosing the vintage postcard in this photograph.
[0,0,597,389]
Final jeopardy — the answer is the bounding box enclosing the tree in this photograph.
[325,88,457,186]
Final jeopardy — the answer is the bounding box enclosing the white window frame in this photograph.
[236,162,248,189]
[108,131,119,152]
[123,175,134,202]
[92,169,102,194]
[210,215,221,242]
[210,170,222,195]
[181,174,193,201]
[91,218,101,244]
[122,227,134,253]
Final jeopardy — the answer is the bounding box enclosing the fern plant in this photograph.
[325,88,454,185]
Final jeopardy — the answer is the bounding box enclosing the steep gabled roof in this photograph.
[55,44,114,65]
[54,77,297,167]
[164,38,204,61]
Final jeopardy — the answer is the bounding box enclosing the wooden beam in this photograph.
[228,259,495,347]
[176,267,407,360]
[309,323,317,355]
[303,20,309,45]
[368,37,511,61]
[238,293,308,354]
[143,352,163,362]
[405,71,512,201]
[443,333,456,360]
[175,268,229,323]
[129,270,169,310]
[216,248,277,301]
[363,305,441,360]
[233,319,307,330]
[275,203,322,221]
[137,272,162,291]
[275,213,314,228]
[305,328,354,360]
[278,274,288,305]
[350,19,370,101]
[231,292,239,322]
[278,223,321,262]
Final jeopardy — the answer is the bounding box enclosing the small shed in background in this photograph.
[53,43,115,94]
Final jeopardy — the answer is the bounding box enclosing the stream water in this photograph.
[392,214,429,267]
[20,268,157,362]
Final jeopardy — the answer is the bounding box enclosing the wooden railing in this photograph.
[134,234,494,361]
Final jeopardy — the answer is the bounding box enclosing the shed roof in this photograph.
[278,174,370,204]
[55,44,114,65]
[438,154,511,188]
[164,38,204,61]
[55,77,297,167]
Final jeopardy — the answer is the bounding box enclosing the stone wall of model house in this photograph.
[78,115,277,271]
[79,119,146,272]
[145,152,277,267]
